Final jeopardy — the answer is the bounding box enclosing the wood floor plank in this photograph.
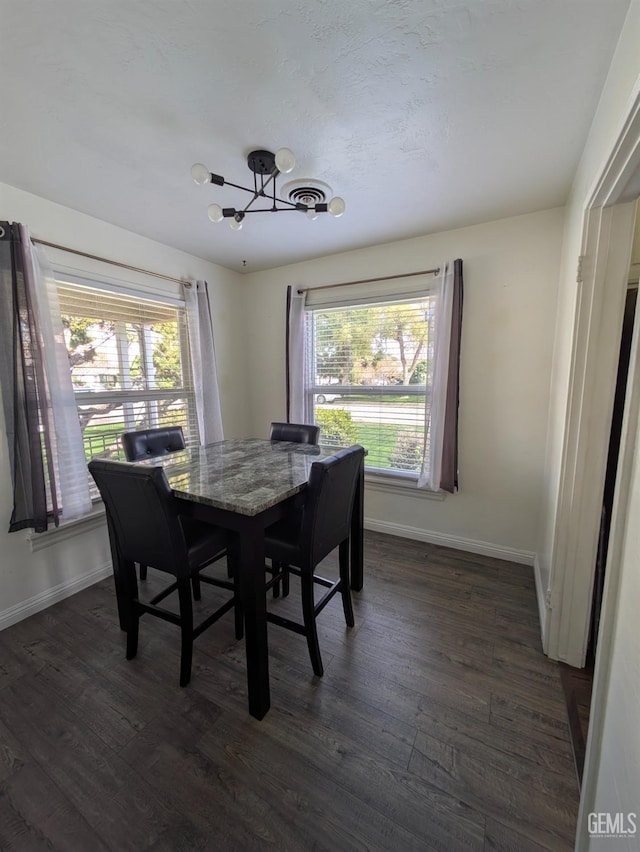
[484,816,556,852]
[0,761,111,852]
[489,692,573,745]
[198,709,479,852]
[409,729,577,849]
[0,530,580,850]
[414,702,576,778]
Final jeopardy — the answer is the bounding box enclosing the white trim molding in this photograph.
[0,561,112,632]
[547,82,640,668]
[365,473,446,500]
[547,203,636,666]
[533,554,549,651]
[364,517,535,565]
[575,265,640,849]
[27,507,106,552]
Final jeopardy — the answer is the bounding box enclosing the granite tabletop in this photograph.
[138,438,342,517]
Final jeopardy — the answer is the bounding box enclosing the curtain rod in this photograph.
[297,267,440,295]
[31,238,190,287]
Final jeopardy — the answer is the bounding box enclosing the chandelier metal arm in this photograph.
[232,169,310,215]
[220,178,260,194]
[221,201,323,217]
[240,205,310,214]
[240,191,262,215]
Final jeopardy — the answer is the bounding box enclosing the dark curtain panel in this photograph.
[0,222,60,532]
[439,258,464,493]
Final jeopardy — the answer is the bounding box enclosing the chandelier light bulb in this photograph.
[306,207,318,220]
[207,203,224,223]
[230,217,243,231]
[328,196,345,217]
[274,147,296,174]
[191,163,211,185]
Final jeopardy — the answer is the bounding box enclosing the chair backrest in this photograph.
[300,445,365,567]
[88,459,188,576]
[270,421,320,445]
[121,426,186,461]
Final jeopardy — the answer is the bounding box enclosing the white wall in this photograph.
[0,182,246,629]
[538,0,640,601]
[242,208,564,563]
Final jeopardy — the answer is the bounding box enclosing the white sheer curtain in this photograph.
[26,229,93,520]
[286,286,308,423]
[418,260,455,490]
[185,279,224,445]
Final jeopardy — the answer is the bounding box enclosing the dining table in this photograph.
[107,437,364,720]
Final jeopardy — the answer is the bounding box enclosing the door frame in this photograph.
[575,262,640,849]
[546,86,640,667]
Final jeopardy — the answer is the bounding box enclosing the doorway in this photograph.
[560,278,638,787]
[591,283,638,663]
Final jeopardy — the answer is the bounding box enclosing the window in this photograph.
[57,277,196,485]
[305,295,434,477]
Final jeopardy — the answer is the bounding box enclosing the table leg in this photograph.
[233,525,270,720]
[350,455,365,591]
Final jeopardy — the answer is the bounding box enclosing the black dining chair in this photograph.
[88,459,242,687]
[268,422,320,597]
[121,426,187,580]
[269,421,320,445]
[121,425,186,461]
[264,445,365,676]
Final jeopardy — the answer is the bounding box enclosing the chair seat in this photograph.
[182,517,227,569]
[264,510,303,566]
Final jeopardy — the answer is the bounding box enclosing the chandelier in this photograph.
[190,148,345,230]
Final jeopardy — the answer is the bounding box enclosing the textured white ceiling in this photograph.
[0,0,630,272]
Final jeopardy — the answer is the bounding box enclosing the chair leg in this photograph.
[271,560,291,597]
[124,561,139,661]
[139,564,147,580]
[234,594,244,641]
[225,547,243,638]
[178,578,194,687]
[301,570,323,676]
[126,614,139,662]
[339,539,355,627]
[191,574,202,601]
[272,559,281,598]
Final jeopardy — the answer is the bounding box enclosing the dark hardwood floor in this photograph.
[559,661,594,788]
[0,531,579,851]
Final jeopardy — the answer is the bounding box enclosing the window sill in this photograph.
[28,505,107,552]
[365,471,446,500]
[26,473,446,551]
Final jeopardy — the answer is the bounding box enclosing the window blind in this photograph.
[305,295,434,476]
[303,272,434,309]
[57,279,197,486]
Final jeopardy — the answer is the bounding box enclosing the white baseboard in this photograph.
[533,553,549,652]
[0,562,112,632]
[3,524,538,632]
[364,517,536,566]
